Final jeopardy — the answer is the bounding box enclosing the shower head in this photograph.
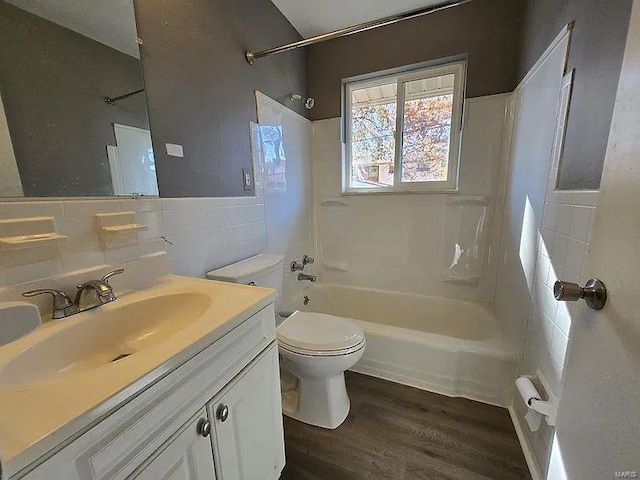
[289,93,315,110]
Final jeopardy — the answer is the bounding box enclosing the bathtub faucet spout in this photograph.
[298,273,317,282]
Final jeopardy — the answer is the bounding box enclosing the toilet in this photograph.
[207,254,365,429]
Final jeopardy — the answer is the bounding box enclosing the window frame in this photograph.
[343,60,466,195]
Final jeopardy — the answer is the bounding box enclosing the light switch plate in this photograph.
[242,168,252,191]
[166,143,184,157]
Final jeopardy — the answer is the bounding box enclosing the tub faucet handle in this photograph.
[303,255,315,265]
[290,260,304,272]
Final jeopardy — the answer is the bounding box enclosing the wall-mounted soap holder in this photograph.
[0,217,67,251]
[95,211,148,249]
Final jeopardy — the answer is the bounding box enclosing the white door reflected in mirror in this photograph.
[108,123,159,196]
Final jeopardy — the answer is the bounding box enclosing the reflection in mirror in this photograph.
[256,125,287,194]
[0,0,158,197]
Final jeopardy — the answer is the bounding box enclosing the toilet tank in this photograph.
[206,254,285,312]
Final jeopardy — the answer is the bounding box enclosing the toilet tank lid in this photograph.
[206,254,285,283]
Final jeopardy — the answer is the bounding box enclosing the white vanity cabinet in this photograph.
[131,409,217,480]
[208,346,284,480]
[18,304,285,480]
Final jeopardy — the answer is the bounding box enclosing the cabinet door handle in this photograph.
[197,418,211,437]
[216,404,229,422]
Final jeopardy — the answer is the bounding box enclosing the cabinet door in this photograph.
[132,409,217,480]
[208,345,285,480]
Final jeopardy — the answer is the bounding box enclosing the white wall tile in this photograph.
[554,303,571,336]
[63,200,120,217]
[205,208,227,230]
[551,234,569,265]
[546,263,562,289]
[550,327,569,365]
[542,203,558,230]
[0,201,64,219]
[564,238,586,275]
[542,284,559,319]
[569,207,592,242]
[0,195,267,288]
[556,205,573,236]
[3,259,63,285]
[535,253,551,283]
[540,311,555,346]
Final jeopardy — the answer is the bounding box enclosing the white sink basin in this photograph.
[0,302,41,347]
[0,292,211,386]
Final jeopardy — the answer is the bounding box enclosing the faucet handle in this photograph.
[290,261,304,272]
[22,289,73,310]
[302,255,314,265]
[101,268,125,283]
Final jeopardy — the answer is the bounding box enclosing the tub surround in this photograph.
[311,95,508,305]
[255,93,314,312]
[0,251,278,478]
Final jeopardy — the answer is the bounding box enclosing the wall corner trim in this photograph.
[516,24,573,91]
[508,406,544,480]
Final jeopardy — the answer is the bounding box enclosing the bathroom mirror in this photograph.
[0,0,158,197]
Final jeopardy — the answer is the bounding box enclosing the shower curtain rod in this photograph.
[104,89,145,106]
[245,0,472,64]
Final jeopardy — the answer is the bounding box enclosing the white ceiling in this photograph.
[270,0,450,38]
[6,0,140,58]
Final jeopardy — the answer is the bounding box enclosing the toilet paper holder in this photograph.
[516,371,557,427]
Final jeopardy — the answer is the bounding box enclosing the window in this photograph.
[343,61,466,194]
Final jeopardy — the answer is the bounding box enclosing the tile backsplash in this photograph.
[0,197,266,288]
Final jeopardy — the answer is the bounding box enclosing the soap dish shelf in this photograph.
[0,233,67,251]
[100,224,149,236]
[95,212,148,249]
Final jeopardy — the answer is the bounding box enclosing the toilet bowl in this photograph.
[277,310,365,429]
[206,255,365,429]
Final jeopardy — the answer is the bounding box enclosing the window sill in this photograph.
[341,188,460,196]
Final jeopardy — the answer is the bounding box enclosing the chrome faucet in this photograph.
[22,268,125,319]
[21,289,75,320]
[74,269,124,311]
[298,273,317,282]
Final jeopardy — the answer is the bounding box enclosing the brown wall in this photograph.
[307,0,525,121]
[134,0,308,197]
[0,2,148,197]
[518,0,633,190]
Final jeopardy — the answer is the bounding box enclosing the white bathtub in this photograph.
[283,283,517,407]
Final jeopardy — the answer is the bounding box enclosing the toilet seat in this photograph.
[277,311,365,357]
[278,338,366,357]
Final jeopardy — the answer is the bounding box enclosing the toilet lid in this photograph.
[277,311,365,352]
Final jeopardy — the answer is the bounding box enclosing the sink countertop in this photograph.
[0,275,276,477]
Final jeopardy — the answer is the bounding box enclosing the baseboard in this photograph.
[508,406,544,480]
